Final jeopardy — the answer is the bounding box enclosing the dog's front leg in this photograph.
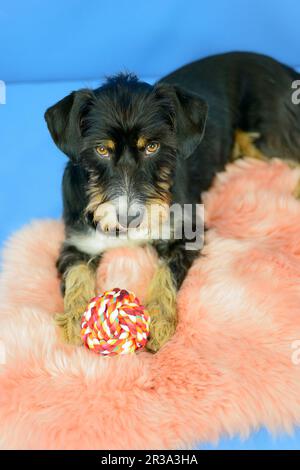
[145,261,177,353]
[55,244,98,345]
[146,240,199,353]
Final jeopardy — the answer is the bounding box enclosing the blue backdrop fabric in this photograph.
[0,0,299,83]
[0,0,299,450]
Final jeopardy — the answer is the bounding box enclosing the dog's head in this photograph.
[45,73,207,233]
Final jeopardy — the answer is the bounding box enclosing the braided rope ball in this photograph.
[80,288,150,356]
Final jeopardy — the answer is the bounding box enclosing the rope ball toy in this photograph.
[80,288,150,356]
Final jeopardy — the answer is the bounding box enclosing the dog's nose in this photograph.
[117,206,144,229]
[118,151,138,171]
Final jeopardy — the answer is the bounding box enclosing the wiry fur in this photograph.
[44,52,300,352]
[145,262,177,353]
[2,159,300,448]
[55,264,96,345]
[45,71,208,350]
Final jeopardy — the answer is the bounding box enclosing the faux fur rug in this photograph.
[1,158,300,449]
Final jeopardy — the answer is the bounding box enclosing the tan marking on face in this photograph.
[151,185,172,205]
[156,166,172,194]
[139,166,172,209]
[105,139,115,151]
[85,193,106,218]
[157,181,170,192]
[85,174,106,219]
[137,136,147,150]
[97,139,115,152]
[159,166,171,177]
[148,188,172,208]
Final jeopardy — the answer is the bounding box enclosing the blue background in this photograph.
[0,0,299,450]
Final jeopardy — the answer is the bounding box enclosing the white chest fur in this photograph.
[67,228,151,256]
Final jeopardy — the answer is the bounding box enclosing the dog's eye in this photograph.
[145,142,160,155]
[96,145,109,158]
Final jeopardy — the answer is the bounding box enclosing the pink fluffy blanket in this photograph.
[1,158,300,449]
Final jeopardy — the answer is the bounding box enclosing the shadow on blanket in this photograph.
[1,158,300,449]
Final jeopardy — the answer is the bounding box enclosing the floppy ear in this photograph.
[155,83,208,158]
[44,89,95,160]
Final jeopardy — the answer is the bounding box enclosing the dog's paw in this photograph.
[55,309,83,346]
[146,304,177,353]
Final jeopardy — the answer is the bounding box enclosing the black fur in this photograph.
[161,52,300,199]
[45,51,300,293]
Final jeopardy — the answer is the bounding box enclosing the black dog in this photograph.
[45,51,300,352]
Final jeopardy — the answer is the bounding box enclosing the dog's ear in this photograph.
[45,89,95,160]
[154,83,208,159]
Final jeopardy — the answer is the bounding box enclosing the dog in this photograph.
[45,51,300,352]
